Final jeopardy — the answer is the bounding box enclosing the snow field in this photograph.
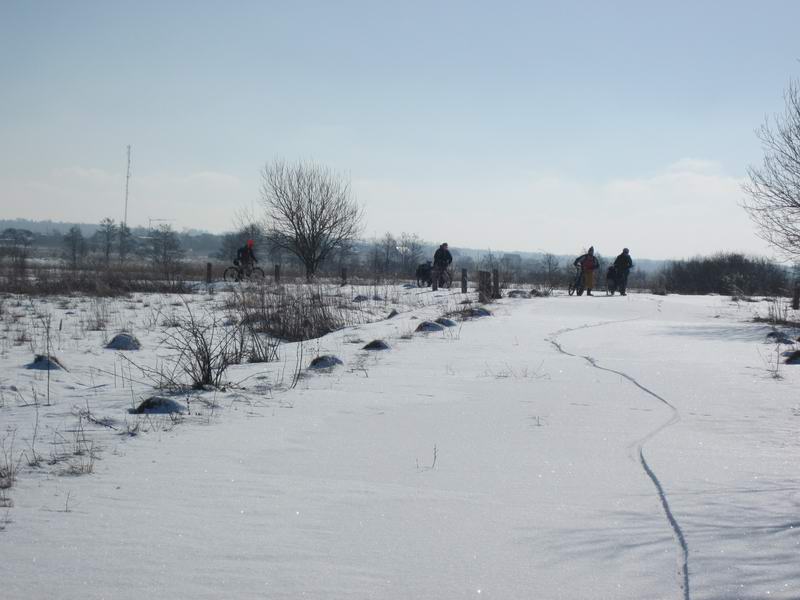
[2,288,799,599]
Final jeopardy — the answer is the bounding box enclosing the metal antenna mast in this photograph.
[123,145,131,226]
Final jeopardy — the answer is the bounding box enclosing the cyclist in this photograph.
[235,239,258,277]
[573,246,599,296]
[432,242,453,287]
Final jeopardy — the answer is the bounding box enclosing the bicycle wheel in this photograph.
[223,267,241,282]
[441,270,453,289]
[249,267,265,281]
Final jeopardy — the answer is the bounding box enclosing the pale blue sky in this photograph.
[2,0,799,259]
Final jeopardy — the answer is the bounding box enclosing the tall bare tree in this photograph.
[149,224,184,279]
[118,223,134,264]
[95,217,117,267]
[260,159,364,280]
[743,80,800,258]
[538,253,560,288]
[62,225,87,270]
[397,232,423,272]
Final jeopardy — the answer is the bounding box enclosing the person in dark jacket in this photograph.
[236,239,258,274]
[432,243,453,287]
[433,243,452,269]
[573,246,600,296]
[613,248,633,295]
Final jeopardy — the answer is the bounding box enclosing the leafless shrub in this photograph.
[24,404,43,467]
[754,295,798,326]
[121,413,180,436]
[158,301,244,389]
[0,429,21,490]
[59,415,98,476]
[229,283,364,342]
[416,444,438,472]
[85,299,109,331]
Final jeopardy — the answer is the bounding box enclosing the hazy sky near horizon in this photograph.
[1,0,799,260]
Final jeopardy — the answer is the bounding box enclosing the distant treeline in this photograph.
[657,253,790,296]
[1,220,794,296]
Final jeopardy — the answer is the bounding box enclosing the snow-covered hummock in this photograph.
[3,290,800,599]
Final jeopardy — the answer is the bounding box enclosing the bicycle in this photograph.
[223,260,265,283]
[606,265,617,296]
[432,265,453,289]
[567,266,584,296]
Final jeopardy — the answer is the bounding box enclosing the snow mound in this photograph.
[507,290,531,299]
[363,339,390,351]
[461,307,492,319]
[106,332,141,351]
[26,354,68,371]
[416,321,444,333]
[352,295,369,303]
[435,317,457,327]
[130,396,185,414]
[309,355,344,369]
[784,350,800,364]
[766,331,795,345]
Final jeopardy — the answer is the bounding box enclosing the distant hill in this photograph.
[0,218,103,235]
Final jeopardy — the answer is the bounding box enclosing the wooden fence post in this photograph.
[461,268,468,294]
[274,264,280,284]
[793,285,799,310]
[205,262,212,284]
[341,267,347,286]
[478,270,491,303]
[492,268,501,299]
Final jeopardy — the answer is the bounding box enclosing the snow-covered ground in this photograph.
[2,287,799,600]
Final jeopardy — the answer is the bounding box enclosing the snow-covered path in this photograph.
[4,292,799,599]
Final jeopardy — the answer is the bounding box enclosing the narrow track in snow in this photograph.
[547,319,691,600]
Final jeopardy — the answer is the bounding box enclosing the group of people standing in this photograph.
[573,246,633,296]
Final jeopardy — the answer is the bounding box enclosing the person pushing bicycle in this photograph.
[573,246,599,296]
[432,242,453,288]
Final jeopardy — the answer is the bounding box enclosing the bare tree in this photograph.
[118,223,134,264]
[260,159,364,280]
[379,232,398,275]
[148,224,184,279]
[62,226,87,270]
[535,253,561,288]
[743,80,800,258]
[397,232,423,272]
[94,217,117,267]
[1,228,33,279]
